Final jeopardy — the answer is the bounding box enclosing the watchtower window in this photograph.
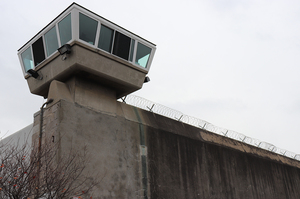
[79,13,98,45]
[44,26,59,56]
[98,25,114,53]
[58,14,72,45]
[112,31,131,60]
[32,37,45,66]
[136,42,151,68]
[21,47,34,72]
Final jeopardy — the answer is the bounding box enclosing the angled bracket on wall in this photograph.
[27,69,43,80]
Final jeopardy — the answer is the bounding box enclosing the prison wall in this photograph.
[32,99,300,199]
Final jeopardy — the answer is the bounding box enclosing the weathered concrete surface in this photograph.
[33,100,144,198]
[48,78,117,114]
[129,107,300,198]
[147,128,300,198]
[31,91,300,198]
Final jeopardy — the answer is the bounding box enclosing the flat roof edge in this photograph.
[18,2,156,52]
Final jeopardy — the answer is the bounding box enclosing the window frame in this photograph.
[98,24,114,53]
[58,13,73,46]
[112,31,132,61]
[20,46,34,74]
[32,36,46,66]
[135,41,152,68]
[18,10,75,76]
[18,4,156,77]
[76,8,155,69]
[78,12,99,46]
[44,25,59,57]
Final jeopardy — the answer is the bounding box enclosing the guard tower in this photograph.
[18,3,156,104]
[15,4,300,199]
[17,3,156,197]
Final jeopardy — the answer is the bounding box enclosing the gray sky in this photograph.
[1,0,300,154]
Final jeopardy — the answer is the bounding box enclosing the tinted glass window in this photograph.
[21,47,34,72]
[32,37,45,66]
[79,13,98,45]
[98,25,113,53]
[112,31,131,60]
[45,26,59,56]
[129,39,135,62]
[136,43,151,68]
[58,14,72,45]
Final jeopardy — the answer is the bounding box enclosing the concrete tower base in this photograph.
[32,78,148,197]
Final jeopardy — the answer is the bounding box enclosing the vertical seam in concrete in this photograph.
[133,107,148,199]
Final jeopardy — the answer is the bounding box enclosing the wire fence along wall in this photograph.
[121,95,300,162]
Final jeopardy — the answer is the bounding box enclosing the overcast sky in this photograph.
[1,0,300,154]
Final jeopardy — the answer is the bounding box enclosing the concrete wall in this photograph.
[32,97,300,199]
[147,127,300,199]
[33,100,144,198]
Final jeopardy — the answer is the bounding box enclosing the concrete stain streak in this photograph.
[133,107,148,199]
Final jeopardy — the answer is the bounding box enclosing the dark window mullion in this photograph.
[112,31,131,60]
[32,37,46,66]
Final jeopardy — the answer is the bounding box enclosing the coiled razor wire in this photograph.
[121,95,300,161]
